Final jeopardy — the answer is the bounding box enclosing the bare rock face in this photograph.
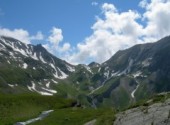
[114,99,170,125]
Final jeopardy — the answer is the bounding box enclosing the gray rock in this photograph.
[114,99,170,125]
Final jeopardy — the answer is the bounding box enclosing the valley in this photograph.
[0,35,170,124]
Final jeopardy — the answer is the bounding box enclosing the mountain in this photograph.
[0,35,170,109]
[87,36,170,108]
[0,36,75,95]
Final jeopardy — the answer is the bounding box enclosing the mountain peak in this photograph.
[88,62,100,68]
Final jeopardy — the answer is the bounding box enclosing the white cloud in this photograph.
[0,28,44,44]
[43,43,53,53]
[66,1,170,64]
[48,27,63,45]
[102,3,117,12]
[43,27,71,57]
[67,3,143,64]
[139,0,148,8]
[142,0,170,41]
[60,43,71,52]
[30,31,44,40]
[0,28,29,44]
[92,2,98,6]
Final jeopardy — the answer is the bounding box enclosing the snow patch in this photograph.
[44,79,48,81]
[66,65,75,72]
[0,42,5,48]
[39,52,47,63]
[7,60,10,64]
[98,67,101,72]
[38,91,53,96]
[57,67,68,79]
[131,84,139,98]
[142,58,152,67]
[27,82,53,96]
[133,71,142,78]
[83,65,93,74]
[105,66,109,70]
[104,70,110,79]
[41,87,57,94]
[46,82,50,88]
[31,53,38,60]
[50,62,68,79]
[8,84,15,88]
[23,63,28,69]
[117,59,134,76]
[50,63,60,79]
[111,72,119,77]
[51,79,58,84]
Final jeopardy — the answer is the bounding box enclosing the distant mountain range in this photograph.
[0,35,170,109]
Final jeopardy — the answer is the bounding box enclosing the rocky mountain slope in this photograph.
[85,36,170,108]
[0,36,75,95]
[0,35,170,109]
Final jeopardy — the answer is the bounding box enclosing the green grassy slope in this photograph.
[0,94,74,125]
[0,94,116,125]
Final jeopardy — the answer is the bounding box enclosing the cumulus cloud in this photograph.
[139,0,148,8]
[0,28,44,44]
[44,27,71,57]
[60,43,71,52]
[67,4,143,64]
[142,0,170,41]
[66,0,170,64]
[102,3,117,12]
[30,31,44,41]
[48,27,63,45]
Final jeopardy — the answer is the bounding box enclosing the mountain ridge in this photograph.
[0,35,170,109]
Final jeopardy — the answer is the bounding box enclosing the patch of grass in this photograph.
[111,87,130,109]
[93,77,119,95]
[0,94,75,125]
[128,92,170,110]
[31,108,115,125]
[135,83,149,102]
[55,83,80,98]
[0,93,116,125]
[141,106,148,114]
[95,109,116,125]
[31,108,99,125]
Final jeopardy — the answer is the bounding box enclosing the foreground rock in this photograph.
[114,99,170,125]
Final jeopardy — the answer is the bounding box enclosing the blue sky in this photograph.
[0,0,170,64]
[0,0,142,45]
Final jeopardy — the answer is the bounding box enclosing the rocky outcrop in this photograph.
[114,98,170,125]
